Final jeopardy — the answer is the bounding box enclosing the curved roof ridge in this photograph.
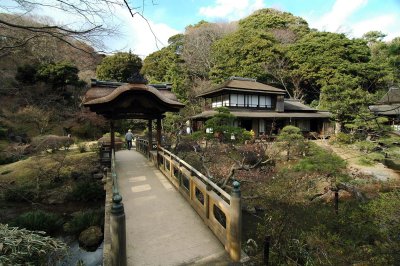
[83,83,184,107]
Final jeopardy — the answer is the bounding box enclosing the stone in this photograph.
[78,226,103,251]
[43,190,69,204]
[93,173,104,180]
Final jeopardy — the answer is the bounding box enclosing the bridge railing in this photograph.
[109,149,126,266]
[136,138,149,155]
[135,138,242,261]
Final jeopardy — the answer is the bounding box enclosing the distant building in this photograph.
[191,77,331,137]
[369,87,400,131]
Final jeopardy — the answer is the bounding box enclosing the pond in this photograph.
[58,237,103,266]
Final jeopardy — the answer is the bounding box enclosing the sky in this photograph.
[3,0,400,57]
[114,0,400,57]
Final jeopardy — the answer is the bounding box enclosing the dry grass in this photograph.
[0,150,97,185]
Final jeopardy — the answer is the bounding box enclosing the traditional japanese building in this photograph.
[192,77,331,137]
[369,87,400,131]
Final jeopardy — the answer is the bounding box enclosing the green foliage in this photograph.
[0,224,67,265]
[142,44,189,102]
[0,153,19,165]
[238,8,309,36]
[358,152,385,166]
[36,61,81,88]
[277,125,304,160]
[210,29,275,82]
[77,143,87,153]
[258,185,400,265]
[4,184,35,202]
[11,210,63,234]
[96,52,142,82]
[334,132,355,144]
[0,126,8,139]
[293,142,347,176]
[15,64,38,84]
[69,180,105,202]
[319,74,374,126]
[354,140,379,153]
[63,209,104,235]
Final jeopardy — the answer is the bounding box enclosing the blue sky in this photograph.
[2,0,400,57]
[122,0,400,56]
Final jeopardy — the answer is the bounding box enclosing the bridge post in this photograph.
[156,118,161,166]
[110,194,126,266]
[148,119,152,157]
[229,181,242,261]
[110,120,115,151]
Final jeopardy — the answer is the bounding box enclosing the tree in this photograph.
[36,61,81,88]
[15,105,51,135]
[210,29,276,83]
[0,1,154,56]
[182,21,236,79]
[209,8,311,85]
[277,125,304,161]
[319,74,375,132]
[96,52,143,82]
[142,35,190,102]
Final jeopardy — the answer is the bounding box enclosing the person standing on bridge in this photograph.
[125,129,134,150]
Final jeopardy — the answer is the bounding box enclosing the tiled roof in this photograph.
[197,77,285,97]
[378,87,400,104]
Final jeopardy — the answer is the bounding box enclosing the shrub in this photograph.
[69,180,105,202]
[354,141,379,153]
[335,132,355,144]
[11,210,63,234]
[88,142,100,153]
[358,152,385,166]
[0,153,19,165]
[293,143,346,175]
[63,209,104,235]
[4,184,35,202]
[77,143,87,153]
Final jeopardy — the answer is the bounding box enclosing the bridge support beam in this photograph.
[229,181,242,261]
[110,194,126,266]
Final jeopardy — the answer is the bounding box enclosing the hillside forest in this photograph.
[0,6,400,266]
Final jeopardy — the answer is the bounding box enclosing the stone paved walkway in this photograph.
[116,150,230,266]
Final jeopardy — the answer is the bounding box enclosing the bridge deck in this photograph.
[116,150,230,266]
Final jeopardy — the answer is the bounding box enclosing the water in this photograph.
[58,238,103,266]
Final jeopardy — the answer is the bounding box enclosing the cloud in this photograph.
[107,6,179,58]
[351,14,398,38]
[199,0,265,21]
[313,0,368,32]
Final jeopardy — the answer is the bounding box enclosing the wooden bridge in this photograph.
[102,141,244,265]
[82,80,244,265]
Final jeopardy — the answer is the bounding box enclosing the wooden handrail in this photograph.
[159,147,231,201]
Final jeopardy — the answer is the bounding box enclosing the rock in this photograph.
[43,190,69,204]
[245,205,257,214]
[70,171,81,180]
[78,226,103,251]
[243,239,258,256]
[92,173,104,180]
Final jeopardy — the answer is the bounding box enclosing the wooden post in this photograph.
[148,119,152,157]
[156,118,162,167]
[263,235,270,265]
[334,190,339,215]
[110,120,115,151]
[229,181,242,261]
[156,118,162,148]
[110,194,126,266]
